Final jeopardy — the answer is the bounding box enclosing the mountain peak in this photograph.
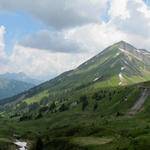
[111,41,137,53]
[116,41,136,48]
[117,40,127,44]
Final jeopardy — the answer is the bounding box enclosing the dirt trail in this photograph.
[128,89,150,116]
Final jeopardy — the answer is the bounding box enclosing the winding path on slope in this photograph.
[128,89,150,116]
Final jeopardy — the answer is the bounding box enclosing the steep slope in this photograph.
[70,41,150,85]
[36,41,150,92]
[0,72,41,85]
[128,88,150,116]
[1,41,150,107]
[0,78,34,100]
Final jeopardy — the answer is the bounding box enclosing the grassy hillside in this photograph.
[1,41,150,149]
[0,81,150,149]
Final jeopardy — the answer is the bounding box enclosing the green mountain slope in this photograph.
[0,78,34,100]
[1,41,150,149]
[1,41,150,117]
[1,81,150,150]
[2,41,150,105]
[42,40,150,89]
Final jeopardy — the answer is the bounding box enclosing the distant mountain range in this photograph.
[0,72,42,100]
[0,78,34,100]
[0,72,41,85]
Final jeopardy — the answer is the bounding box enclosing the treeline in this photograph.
[10,87,125,121]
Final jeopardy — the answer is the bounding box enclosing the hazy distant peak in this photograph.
[0,72,41,85]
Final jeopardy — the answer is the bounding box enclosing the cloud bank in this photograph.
[0,0,108,29]
[18,30,84,53]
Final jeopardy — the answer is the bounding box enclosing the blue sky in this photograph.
[0,0,150,81]
[143,0,150,6]
[0,10,51,55]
